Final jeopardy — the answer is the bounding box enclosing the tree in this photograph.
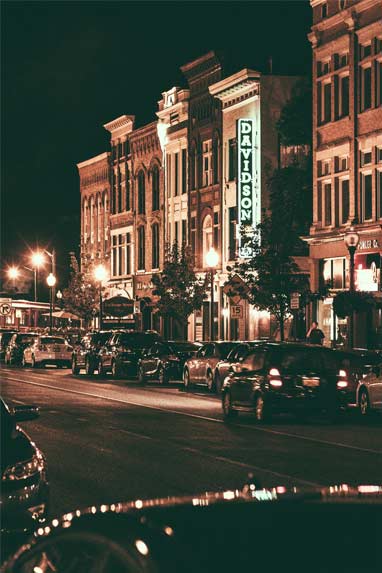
[152,243,208,339]
[333,290,376,319]
[62,252,100,328]
[231,218,310,341]
[276,77,312,146]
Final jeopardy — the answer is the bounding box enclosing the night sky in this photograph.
[1,0,311,291]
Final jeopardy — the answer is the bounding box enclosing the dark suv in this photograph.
[138,341,200,385]
[97,330,162,378]
[222,343,349,422]
[71,331,113,375]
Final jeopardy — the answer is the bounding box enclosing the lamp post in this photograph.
[56,290,63,308]
[344,227,360,349]
[31,251,46,302]
[205,247,219,342]
[46,273,56,335]
[94,264,107,331]
[7,266,20,291]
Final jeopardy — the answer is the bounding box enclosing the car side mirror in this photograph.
[13,405,39,422]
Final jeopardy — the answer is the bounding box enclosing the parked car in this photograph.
[71,330,114,375]
[332,349,382,409]
[183,341,239,392]
[97,330,162,378]
[22,335,72,368]
[0,330,18,361]
[4,332,39,366]
[356,359,382,417]
[138,341,200,384]
[221,342,349,422]
[1,398,49,557]
[213,341,265,393]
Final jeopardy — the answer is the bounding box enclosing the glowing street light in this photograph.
[205,247,219,341]
[31,251,46,302]
[8,266,20,280]
[94,264,107,330]
[46,273,57,335]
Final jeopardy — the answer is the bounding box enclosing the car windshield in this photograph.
[1,332,16,346]
[169,342,199,352]
[16,334,37,344]
[217,342,239,359]
[270,347,338,373]
[119,333,159,348]
[40,337,66,345]
[92,332,112,345]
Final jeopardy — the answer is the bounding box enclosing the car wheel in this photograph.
[31,355,36,368]
[206,370,215,393]
[85,358,94,376]
[158,366,168,385]
[214,372,222,394]
[111,360,121,379]
[222,391,238,421]
[138,367,146,385]
[183,369,193,391]
[72,357,80,375]
[254,394,271,423]
[97,359,105,377]
[359,389,370,418]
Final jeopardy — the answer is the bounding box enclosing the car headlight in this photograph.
[2,450,45,481]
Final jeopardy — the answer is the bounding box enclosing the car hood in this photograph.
[0,426,36,475]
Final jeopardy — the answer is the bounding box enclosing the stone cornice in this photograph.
[209,69,261,100]
[103,115,135,135]
[77,152,109,169]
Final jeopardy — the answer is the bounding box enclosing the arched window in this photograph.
[152,223,160,269]
[138,171,145,214]
[152,165,160,211]
[138,226,145,270]
[202,214,213,263]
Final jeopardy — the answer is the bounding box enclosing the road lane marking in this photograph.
[3,374,382,456]
[114,428,153,440]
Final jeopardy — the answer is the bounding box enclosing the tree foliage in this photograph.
[231,218,310,340]
[333,291,376,319]
[152,243,208,332]
[62,253,100,327]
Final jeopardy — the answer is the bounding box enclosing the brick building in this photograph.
[306,0,382,348]
[77,152,111,273]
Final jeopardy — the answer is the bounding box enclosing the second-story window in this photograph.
[138,226,145,270]
[181,149,187,194]
[202,140,212,187]
[152,165,160,211]
[174,153,179,196]
[213,137,219,184]
[125,167,130,211]
[360,66,372,111]
[152,223,159,269]
[361,172,372,221]
[324,182,332,226]
[138,171,145,214]
[125,232,131,275]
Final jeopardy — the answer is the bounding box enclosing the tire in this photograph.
[158,366,168,385]
[359,388,370,418]
[138,367,146,385]
[71,357,80,375]
[214,372,222,395]
[111,360,121,379]
[97,359,105,377]
[254,394,271,423]
[85,358,94,376]
[183,369,193,391]
[222,391,238,421]
[206,370,215,393]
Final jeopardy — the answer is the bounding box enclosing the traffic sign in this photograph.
[0,302,12,316]
[290,292,300,310]
[230,305,243,319]
[223,275,249,305]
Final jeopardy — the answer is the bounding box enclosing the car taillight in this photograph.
[337,370,348,389]
[337,380,348,389]
[338,369,347,377]
[268,368,282,388]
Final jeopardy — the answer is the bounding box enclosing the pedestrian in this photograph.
[306,321,325,345]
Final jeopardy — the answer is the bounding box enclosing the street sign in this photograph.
[0,302,12,316]
[290,292,300,310]
[223,275,249,305]
[230,305,243,319]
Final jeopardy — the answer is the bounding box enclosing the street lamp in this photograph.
[205,247,219,341]
[46,273,56,335]
[31,251,46,302]
[344,227,360,349]
[94,264,107,330]
[7,266,20,291]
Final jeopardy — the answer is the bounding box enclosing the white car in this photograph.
[23,335,72,368]
[357,361,382,417]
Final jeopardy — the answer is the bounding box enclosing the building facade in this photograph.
[78,152,111,273]
[210,69,307,341]
[307,0,382,348]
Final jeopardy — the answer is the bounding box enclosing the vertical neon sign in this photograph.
[237,118,259,258]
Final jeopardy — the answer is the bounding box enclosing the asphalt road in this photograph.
[1,364,382,519]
